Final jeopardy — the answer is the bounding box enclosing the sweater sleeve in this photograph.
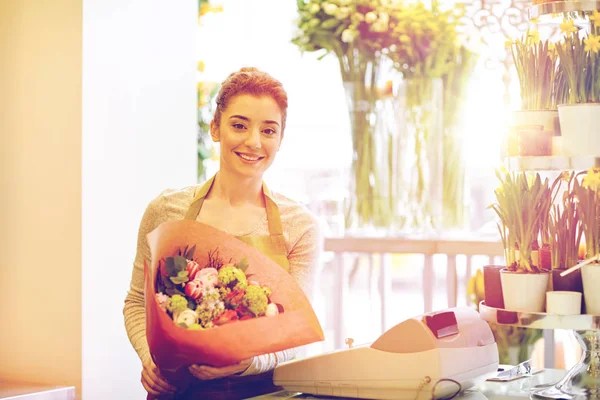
[123,194,165,364]
[238,213,323,376]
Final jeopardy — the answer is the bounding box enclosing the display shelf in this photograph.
[480,302,600,399]
[529,0,600,19]
[505,156,600,171]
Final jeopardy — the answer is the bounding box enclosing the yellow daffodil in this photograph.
[529,17,540,25]
[590,10,600,23]
[197,60,205,73]
[504,38,514,48]
[526,173,536,189]
[582,168,600,191]
[559,170,571,182]
[584,34,600,53]
[560,18,578,36]
[526,29,540,44]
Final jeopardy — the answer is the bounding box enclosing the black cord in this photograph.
[432,378,462,400]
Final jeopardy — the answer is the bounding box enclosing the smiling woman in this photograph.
[123,67,323,400]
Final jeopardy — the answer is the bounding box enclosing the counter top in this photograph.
[0,380,75,400]
[250,369,568,399]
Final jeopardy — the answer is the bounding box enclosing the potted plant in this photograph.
[555,16,600,156]
[508,29,567,156]
[468,270,543,363]
[547,172,584,297]
[572,168,600,314]
[491,169,551,312]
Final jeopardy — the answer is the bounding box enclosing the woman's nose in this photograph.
[244,128,261,149]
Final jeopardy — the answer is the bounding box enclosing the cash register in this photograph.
[273,307,499,399]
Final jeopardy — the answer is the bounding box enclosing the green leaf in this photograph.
[320,18,339,30]
[170,270,189,285]
[236,257,249,272]
[174,256,188,273]
[184,245,197,260]
[165,257,177,277]
[178,323,188,329]
[166,287,185,297]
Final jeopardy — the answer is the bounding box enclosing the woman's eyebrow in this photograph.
[229,115,280,126]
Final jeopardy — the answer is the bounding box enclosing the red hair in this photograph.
[212,67,288,134]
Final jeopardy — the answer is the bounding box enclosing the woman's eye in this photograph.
[232,123,246,130]
[263,128,276,135]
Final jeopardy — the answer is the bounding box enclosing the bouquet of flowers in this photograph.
[156,247,282,330]
[144,220,324,386]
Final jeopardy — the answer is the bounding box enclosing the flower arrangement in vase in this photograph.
[508,29,566,156]
[571,168,600,314]
[292,0,468,232]
[292,0,405,230]
[385,1,465,231]
[491,169,552,312]
[555,15,600,156]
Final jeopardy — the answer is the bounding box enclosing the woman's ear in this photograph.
[210,120,220,142]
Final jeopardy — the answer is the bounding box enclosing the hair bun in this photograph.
[239,67,259,73]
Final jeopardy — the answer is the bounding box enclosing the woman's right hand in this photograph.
[141,358,177,398]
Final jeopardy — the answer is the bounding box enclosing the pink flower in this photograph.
[185,279,204,300]
[197,268,219,288]
[186,260,201,280]
[156,292,169,312]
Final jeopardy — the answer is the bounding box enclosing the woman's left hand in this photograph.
[188,358,252,380]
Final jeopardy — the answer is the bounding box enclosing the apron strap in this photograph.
[184,174,284,238]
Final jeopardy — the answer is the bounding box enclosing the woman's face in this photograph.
[211,94,283,179]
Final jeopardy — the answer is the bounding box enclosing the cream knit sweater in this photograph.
[123,185,322,376]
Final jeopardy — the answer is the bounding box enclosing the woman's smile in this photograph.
[235,151,265,163]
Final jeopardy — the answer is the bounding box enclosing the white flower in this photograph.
[365,12,377,24]
[335,6,350,20]
[351,12,365,23]
[378,11,389,24]
[265,303,279,317]
[174,309,197,327]
[197,267,219,289]
[308,3,320,14]
[371,20,388,33]
[341,28,358,43]
[322,3,338,15]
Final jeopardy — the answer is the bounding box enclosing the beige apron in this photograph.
[179,175,288,399]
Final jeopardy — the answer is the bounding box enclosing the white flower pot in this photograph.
[546,291,582,315]
[500,270,550,312]
[582,263,600,315]
[558,104,600,156]
[512,110,560,134]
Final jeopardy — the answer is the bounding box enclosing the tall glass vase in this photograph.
[338,49,394,233]
[394,77,444,233]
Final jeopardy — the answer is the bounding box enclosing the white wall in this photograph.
[81,1,197,398]
[0,0,82,395]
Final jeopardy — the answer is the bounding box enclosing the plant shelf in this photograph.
[529,0,600,19]
[505,156,600,171]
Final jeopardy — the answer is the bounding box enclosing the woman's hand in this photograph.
[141,358,177,397]
[188,358,252,380]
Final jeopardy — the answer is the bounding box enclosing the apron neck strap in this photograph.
[184,174,283,237]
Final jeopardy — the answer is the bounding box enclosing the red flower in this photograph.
[185,279,203,300]
[213,310,239,326]
[236,305,254,319]
[225,289,245,308]
[186,260,201,281]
